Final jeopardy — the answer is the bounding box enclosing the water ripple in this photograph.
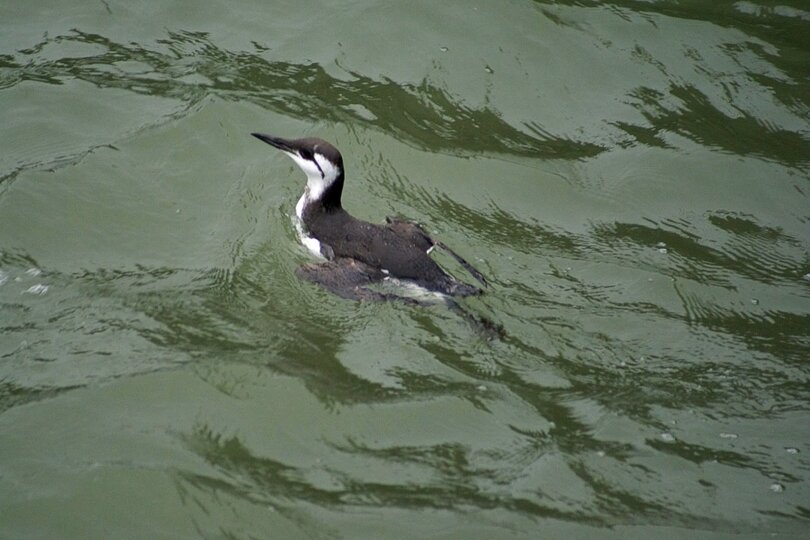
[2,29,603,171]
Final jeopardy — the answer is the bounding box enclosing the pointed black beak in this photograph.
[251,133,295,153]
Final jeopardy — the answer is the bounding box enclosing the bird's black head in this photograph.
[252,133,344,210]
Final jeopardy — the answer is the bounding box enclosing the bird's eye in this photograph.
[299,148,313,160]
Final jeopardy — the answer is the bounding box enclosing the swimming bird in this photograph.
[251,133,488,304]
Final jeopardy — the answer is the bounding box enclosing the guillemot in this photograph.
[251,133,488,303]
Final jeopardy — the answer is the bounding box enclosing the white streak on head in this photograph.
[285,151,340,203]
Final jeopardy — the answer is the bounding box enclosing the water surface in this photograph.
[1,1,809,537]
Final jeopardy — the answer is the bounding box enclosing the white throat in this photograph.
[287,152,341,219]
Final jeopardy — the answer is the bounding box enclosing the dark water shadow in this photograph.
[179,421,606,527]
[532,0,810,60]
[2,28,604,186]
[592,218,808,288]
[532,0,810,170]
[629,84,810,169]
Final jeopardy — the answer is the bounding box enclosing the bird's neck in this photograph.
[295,172,344,220]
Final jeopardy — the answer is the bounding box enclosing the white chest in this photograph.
[294,193,323,258]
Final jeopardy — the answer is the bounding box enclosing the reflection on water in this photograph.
[1,0,809,537]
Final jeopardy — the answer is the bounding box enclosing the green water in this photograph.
[1,1,809,537]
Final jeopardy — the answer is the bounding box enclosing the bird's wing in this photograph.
[385,216,488,287]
